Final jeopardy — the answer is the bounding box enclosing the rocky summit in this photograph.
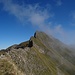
[0,31,75,75]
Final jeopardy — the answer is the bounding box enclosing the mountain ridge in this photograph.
[0,31,75,75]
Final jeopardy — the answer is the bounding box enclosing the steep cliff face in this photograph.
[0,31,75,75]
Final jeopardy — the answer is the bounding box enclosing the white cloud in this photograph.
[71,11,75,19]
[53,0,62,6]
[39,23,65,40]
[70,11,75,26]
[54,24,64,36]
[0,0,66,43]
[0,0,51,27]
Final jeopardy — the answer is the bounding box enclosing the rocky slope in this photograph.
[0,31,75,75]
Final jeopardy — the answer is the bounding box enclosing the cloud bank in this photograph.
[56,0,62,6]
[71,11,75,26]
[0,0,51,26]
[71,11,75,19]
[53,0,62,6]
[0,0,66,43]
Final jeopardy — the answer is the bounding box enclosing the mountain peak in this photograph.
[0,31,75,75]
[34,31,43,38]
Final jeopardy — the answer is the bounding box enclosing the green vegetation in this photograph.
[0,31,75,75]
[0,59,15,75]
[59,64,75,75]
[32,47,57,75]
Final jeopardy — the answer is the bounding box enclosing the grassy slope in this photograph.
[0,57,24,75]
[31,36,75,75]
[0,31,75,75]
[32,47,57,75]
[30,37,57,75]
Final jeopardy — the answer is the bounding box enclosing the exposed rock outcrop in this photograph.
[0,31,75,75]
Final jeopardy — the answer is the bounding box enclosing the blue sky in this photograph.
[0,0,75,49]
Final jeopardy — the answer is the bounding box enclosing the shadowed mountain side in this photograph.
[0,31,75,75]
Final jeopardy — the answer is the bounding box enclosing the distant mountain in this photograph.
[0,31,75,75]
